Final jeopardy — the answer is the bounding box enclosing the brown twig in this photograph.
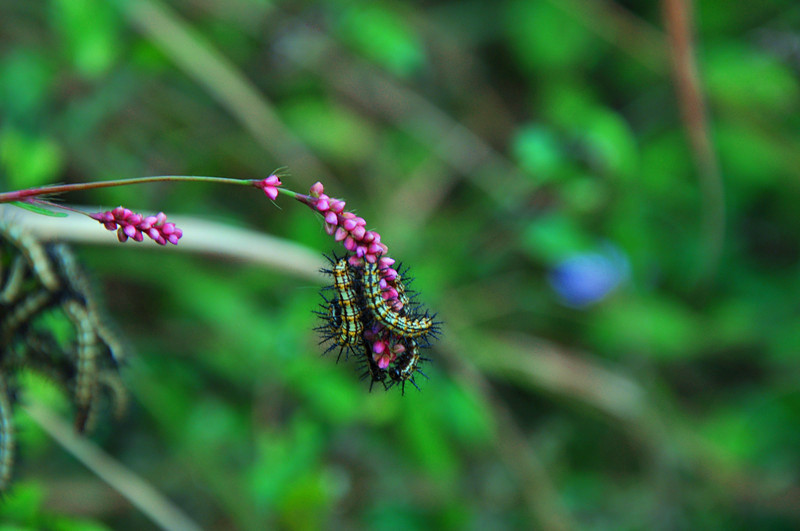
[662,0,726,287]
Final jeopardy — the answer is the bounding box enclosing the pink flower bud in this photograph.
[325,212,338,225]
[351,225,366,240]
[310,182,324,196]
[334,227,348,241]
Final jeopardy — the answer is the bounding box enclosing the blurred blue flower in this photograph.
[549,245,630,308]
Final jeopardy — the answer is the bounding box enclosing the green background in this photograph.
[2,0,800,529]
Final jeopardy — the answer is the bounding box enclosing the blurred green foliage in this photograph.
[2,0,800,529]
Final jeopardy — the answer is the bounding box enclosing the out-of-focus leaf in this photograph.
[521,213,593,265]
[704,45,800,113]
[504,0,600,72]
[0,129,64,189]
[0,49,54,121]
[50,0,122,78]
[338,5,426,77]
[512,124,565,182]
[48,518,112,531]
[574,109,638,180]
[0,482,44,525]
[590,296,701,359]
[281,98,377,162]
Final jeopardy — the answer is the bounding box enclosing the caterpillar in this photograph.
[386,339,429,394]
[363,263,437,340]
[0,222,127,489]
[316,257,364,360]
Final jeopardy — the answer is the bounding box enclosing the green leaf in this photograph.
[511,124,565,182]
[50,0,122,78]
[338,5,426,77]
[0,129,64,189]
[9,201,68,217]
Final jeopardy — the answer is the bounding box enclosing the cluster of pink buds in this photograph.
[301,182,393,267]
[298,181,415,370]
[90,207,182,245]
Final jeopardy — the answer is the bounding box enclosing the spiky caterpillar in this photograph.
[363,263,435,339]
[0,223,127,489]
[317,257,364,359]
[332,258,363,346]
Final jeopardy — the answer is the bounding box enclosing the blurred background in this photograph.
[2,0,800,529]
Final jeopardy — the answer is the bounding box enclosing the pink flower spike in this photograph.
[92,207,183,246]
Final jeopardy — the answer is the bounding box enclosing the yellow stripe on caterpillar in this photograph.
[363,263,433,339]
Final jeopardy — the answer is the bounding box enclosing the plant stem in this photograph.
[0,175,254,203]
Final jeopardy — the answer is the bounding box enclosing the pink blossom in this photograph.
[91,207,183,245]
[254,174,282,200]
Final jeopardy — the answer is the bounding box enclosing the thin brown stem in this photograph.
[662,0,726,287]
